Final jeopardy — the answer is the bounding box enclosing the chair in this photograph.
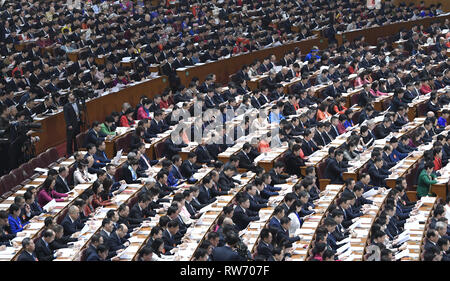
[11,169,25,186]
[47,147,65,163]
[417,103,427,117]
[2,174,17,194]
[76,131,87,150]
[351,92,360,106]
[1,191,13,200]
[155,142,166,159]
[352,111,361,125]
[317,161,330,190]
[114,166,124,182]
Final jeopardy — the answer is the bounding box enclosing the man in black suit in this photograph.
[195,138,215,166]
[61,206,85,237]
[237,143,259,173]
[245,185,268,212]
[210,232,246,261]
[368,157,389,187]
[284,144,305,177]
[35,229,58,261]
[198,176,217,205]
[180,152,201,179]
[63,92,81,155]
[17,238,38,261]
[128,194,153,225]
[148,110,169,137]
[256,229,274,260]
[373,118,392,139]
[325,150,348,184]
[218,166,237,192]
[276,217,301,244]
[269,161,290,185]
[301,129,319,156]
[232,196,259,231]
[162,220,182,252]
[107,224,130,256]
[54,167,71,193]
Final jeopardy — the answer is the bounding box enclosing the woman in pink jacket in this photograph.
[37,177,68,207]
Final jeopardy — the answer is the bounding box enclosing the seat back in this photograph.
[155,142,166,159]
[351,92,360,106]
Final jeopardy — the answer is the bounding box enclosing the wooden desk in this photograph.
[32,76,169,154]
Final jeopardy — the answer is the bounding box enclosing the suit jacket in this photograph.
[368,165,388,187]
[63,101,80,129]
[180,160,199,179]
[54,175,71,193]
[232,205,259,231]
[61,215,85,236]
[17,251,38,261]
[84,128,105,147]
[35,238,54,261]
[325,158,347,184]
[373,124,391,139]
[218,172,235,191]
[121,165,141,184]
[162,229,180,252]
[128,204,150,225]
[211,245,245,261]
[257,241,274,260]
[198,185,216,205]
[107,232,127,253]
[195,145,213,165]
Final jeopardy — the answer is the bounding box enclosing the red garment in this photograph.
[434,156,442,171]
[420,84,431,95]
[120,115,134,127]
[92,194,113,208]
[337,122,347,134]
[160,100,170,109]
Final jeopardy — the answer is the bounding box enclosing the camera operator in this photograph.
[0,105,10,174]
[63,92,82,156]
[8,110,40,171]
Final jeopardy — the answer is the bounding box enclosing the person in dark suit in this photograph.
[63,92,81,155]
[35,229,57,261]
[164,134,187,160]
[284,144,305,177]
[424,229,440,253]
[269,162,290,185]
[373,118,392,139]
[324,150,348,184]
[246,185,268,212]
[301,129,319,156]
[107,224,130,255]
[86,244,111,261]
[148,110,169,137]
[54,167,71,194]
[198,176,217,205]
[232,196,259,231]
[237,143,260,173]
[276,216,301,244]
[180,152,201,179]
[84,121,106,148]
[210,232,246,261]
[368,157,390,187]
[60,206,85,237]
[162,220,182,252]
[218,166,237,192]
[17,238,38,261]
[257,228,274,260]
[128,194,152,225]
[121,160,142,184]
[195,140,215,166]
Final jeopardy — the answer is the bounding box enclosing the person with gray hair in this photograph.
[60,205,85,237]
[435,221,448,238]
[17,237,38,261]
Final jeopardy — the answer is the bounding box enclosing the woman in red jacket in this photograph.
[92,181,113,208]
[433,147,442,172]
[120,108,135,127]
